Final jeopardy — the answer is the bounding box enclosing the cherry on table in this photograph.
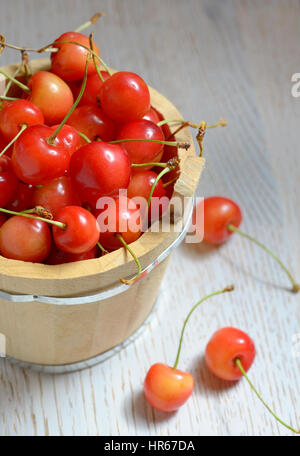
[144,363,194,413]
[193,196,299,293]
[205,327,300,434]
[143,286,233,412]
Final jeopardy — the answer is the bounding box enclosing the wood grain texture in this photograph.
[0,0,299,436]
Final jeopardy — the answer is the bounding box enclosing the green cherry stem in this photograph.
[0,95,19,101]
[0,123,27,157]
[48,57,90,144]
[0,69,30,93]
[0,207,66,230]
[77,131,92,143]
[110,138,190,150]
[75,12,105,33]
[97,241,108,255]
[227,224,299,293]
[235,359,300,434]
[173,286,234,370]
[89,33,105,83]
[116,234,142,285]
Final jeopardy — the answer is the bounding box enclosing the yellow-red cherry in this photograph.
[205,327,256,381]
[144,363,194,412]
[51,32,100,82]
[27,71,74,125]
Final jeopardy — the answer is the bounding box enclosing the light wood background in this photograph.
[0,0,299,436]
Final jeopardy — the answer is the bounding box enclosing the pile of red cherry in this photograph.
[0,27,181,272]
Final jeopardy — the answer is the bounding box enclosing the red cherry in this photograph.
[0,214,7,228]
[143,107,161,124]
[70,142,131,203]
[79,71,110,106]
[46,244,98,265]
[99,72,150,123]
[52,206,100,254]
[205,327,256,381]
[6,182,35,212]
[0,156,19,207]
[27,71,74,125]
[0,99,44,141]
[0,132,13,157]
[50,124,81,156]
[194,196,299,292]
[127,170,168,222]
[51,32,100,82]
[193,196,243,245]
[117,119,164,165]
[144,363,194,412]
[34,177,81,216]
[96,196,141,251]
[12,125,70,185]
[0,215,51,262]
[67,105,116,143]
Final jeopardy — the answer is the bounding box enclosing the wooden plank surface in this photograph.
[0,0,299,436]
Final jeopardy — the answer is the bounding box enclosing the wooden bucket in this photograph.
[0,60,204,373]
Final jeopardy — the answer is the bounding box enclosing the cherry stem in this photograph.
[97,241,108,255]
[227,224,299,293]
[158,117,227,129]
[0,69,30,94]
[75,12,105,33]
[163,176,179,188]
[77,131,92,143]
[0,123,27,157]
[116,234,142,285]
[110,138,190,150]
[131,161,170,169]
[48,57,90,144]
[0,207,66,230]
[173,286,234,370]
[235,359,299,434]
[89,33,105,83]
[0,95,19,101]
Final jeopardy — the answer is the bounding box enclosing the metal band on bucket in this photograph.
[0,204,193,306]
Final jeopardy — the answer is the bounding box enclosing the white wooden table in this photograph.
[0,0,299,436]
